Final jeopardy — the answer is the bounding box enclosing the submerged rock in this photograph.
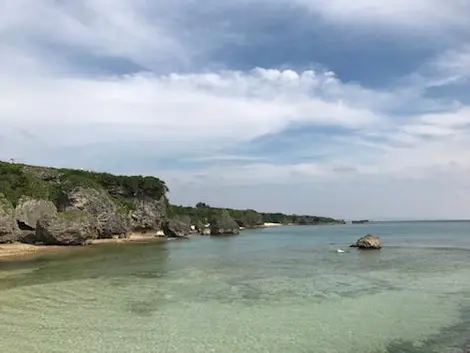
[351,234,381,249]
[36,211,99,245]
[0,194,19,243]
[210,210,240,235]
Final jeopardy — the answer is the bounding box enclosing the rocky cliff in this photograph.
[0,161,168,245]
[0,161,346,246]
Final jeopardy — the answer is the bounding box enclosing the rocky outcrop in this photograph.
[15,197,57,230]
[210,210,240,235]
[36,211,99,245]
[0,194,19,243]
[130,197,166,232]
[163,217,191,238]
[60,187,130,238]
[200,227,211,236]
[350,234,381,249]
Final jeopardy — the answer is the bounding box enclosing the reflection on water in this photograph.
[1,222,470,353]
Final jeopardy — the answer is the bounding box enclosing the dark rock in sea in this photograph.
[129,196,166,233]
[210,210,240,235]
[163,218,191,238]
[0,194,19,243]
[60,187,130,238]
[350,234,381,249]
[36,211,99,245]
[15,196,57,231]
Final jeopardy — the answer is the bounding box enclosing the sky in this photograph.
[1,0,470,220]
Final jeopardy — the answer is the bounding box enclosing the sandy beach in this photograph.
[262,222,283,227]
[0,233,165,260]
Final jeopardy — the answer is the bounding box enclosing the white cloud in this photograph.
[290,0,470,32]
[0,67,386,158]
[0,0,196,71]
[1,0,470,218]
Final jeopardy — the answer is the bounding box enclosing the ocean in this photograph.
[1,221,470,353]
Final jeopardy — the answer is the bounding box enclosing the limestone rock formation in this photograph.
[129,197,166,232]
[15,197,57,230]
[36,211,99,245]
[163,217,191,238]
[60,187,130,238]
[351,234,381,249]
[0,194,19,243]
[200,227,211,236]
[210,210,240,235]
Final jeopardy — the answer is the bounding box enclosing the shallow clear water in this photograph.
[1,222,470,353]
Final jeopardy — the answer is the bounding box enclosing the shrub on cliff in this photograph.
[0,161,169,208]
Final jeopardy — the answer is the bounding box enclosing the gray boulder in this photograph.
[36,211,99,245]
[163,217,191,238]
[210,210,240,235]
[0,194,19,243]
[15,197,57,230]
[351,234,381,249]
[60,187,129,238]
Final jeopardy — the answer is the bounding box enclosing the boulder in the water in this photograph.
[210,210,239,235]
[350,234,381,249]
[163,217,191,238]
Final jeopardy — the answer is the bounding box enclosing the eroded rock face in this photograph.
[163,217,191,238]
[130,197,166,232]
[36,212,98,245]
[351,234,381,249]
[0,195,19,243]
[60,188,130,238]
[210,210,240,235]
[15,197,57,230]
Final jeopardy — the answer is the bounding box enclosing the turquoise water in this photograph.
[1,222,470,353]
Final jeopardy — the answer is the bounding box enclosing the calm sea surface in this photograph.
[1,222,470,353]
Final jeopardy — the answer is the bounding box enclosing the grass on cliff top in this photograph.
[168,203,344,227]
[0,160,168,208]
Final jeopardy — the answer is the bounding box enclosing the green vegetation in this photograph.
[168,204,264,228]
[261,212,344,225]
[0,161,168,207]
[0,160,343,227]
[57,168,168,199]
[169,202,344,227]
[0,162,54,206]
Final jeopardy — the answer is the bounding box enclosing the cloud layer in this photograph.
[1,0,470,219]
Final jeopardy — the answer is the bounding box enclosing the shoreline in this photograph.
[0,233,165,261]
[0,223,337,261]
[262,222,283,227]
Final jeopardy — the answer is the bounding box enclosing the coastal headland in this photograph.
[0,161,344,259]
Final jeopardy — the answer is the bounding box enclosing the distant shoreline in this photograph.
[262,222,283,227]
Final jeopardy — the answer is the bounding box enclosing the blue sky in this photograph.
[1,0,470,219]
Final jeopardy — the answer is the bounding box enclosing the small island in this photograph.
[0,161,345,252]
[351,220,369,224]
